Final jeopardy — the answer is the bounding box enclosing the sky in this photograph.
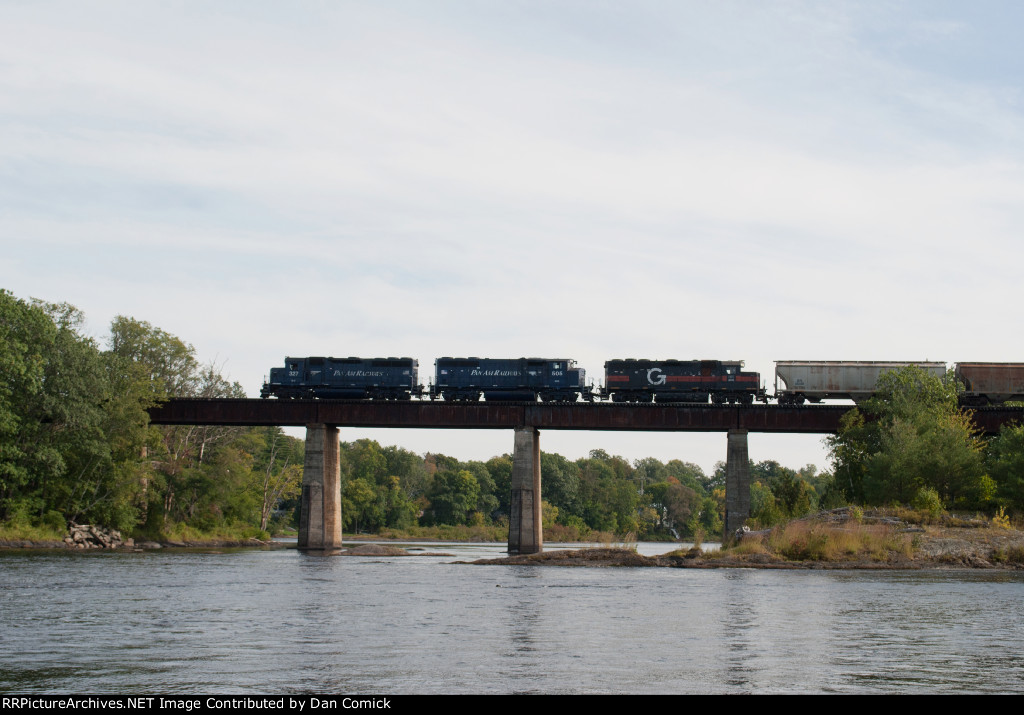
[3,1,1023,474]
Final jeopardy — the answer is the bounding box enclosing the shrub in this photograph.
[992,506,1012,530]
[911,487,945,521]
[990,545,1024,564]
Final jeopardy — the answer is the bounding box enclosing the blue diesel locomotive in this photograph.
[261,356,592,401]
[430,357,591,402]
[260,356,422,400]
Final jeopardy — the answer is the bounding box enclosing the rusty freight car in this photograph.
[955,363,1024,405]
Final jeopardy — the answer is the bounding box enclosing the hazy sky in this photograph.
[4,1,1022,473]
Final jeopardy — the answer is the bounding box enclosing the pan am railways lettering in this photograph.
[469,370,519,376]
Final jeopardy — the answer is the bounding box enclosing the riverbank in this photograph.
[0,522,286,551]
[0,537,287,550]
[468,509,1024,570]
[5,509,1023,568]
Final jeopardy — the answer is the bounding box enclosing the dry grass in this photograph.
[726,520,914,563]
[156,522,271,543]
[989,545,1024,565]
[373,524,506,541]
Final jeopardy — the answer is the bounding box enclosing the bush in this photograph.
[990,545,1024,564]
[992,506,1012,530]
[41,510,67,533]
[911,487,944,521]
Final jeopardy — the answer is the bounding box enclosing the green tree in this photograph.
[251,427,304,531]
[463,461,499,521]
[486,454,513,516]
[541,452,581,517]
[750,481,784,527]
[647,480,700,535]
[986,423,1024,512]
[0,294,155,532]
[108,316,198,399]
[426,469,481,525]
[343,477,379,533]
[827,365,986,508]
[665,460,709,496]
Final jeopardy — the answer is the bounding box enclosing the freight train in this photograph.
[260,356,1024,405]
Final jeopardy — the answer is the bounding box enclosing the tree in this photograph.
[0,294,177,531]
[486,454,513,516]
[343,477,379,533]
[251,427,304,531]
[664,460,708,496]
[751,460,816,517]
[541,452,580,517]
[827,365,987,508]
[986,423,1024,512]
[426,469,481,525]
[463,461,499,521]
[648,481,701,534]
[0,293,58,521]
[108,316,198,399]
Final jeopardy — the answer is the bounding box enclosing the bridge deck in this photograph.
[147,399,1023,434]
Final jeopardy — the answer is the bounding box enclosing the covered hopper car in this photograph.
[260,357,422,399]
[955,363,1024,405]
[774,361,947,405]
[603,359,765,404]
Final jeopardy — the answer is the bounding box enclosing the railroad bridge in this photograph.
[147,400,1022,554]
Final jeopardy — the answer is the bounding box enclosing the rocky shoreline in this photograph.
[0,522,286,551]
[464,545,1017,570]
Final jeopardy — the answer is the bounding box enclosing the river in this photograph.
[3,543,1023,694]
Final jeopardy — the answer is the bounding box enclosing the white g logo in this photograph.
[647,368,666,386]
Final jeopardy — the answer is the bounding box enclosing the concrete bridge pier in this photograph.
[508,426,543,555]
[724,428,751,541]
[298,423,343,552]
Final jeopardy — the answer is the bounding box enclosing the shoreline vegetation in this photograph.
[5,508,1024,570]
[469,507,1024,570]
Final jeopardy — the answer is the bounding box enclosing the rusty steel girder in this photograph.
[147,399,1024,435]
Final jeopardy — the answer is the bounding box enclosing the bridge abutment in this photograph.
[298,423,343,552]
[724,428,751,540]
[508,426,542,555]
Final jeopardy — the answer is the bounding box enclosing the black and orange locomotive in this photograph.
[603,359,765,404]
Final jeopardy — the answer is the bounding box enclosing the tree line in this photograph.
[3,289,1022,541]
[0,290,302,539]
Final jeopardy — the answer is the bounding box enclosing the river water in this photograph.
[3,542,1023,694]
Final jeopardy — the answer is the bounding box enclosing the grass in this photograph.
[989,545,1024,564]
[0,521,67,543]
[371,523,507,542]
[151,522,271,543]
[369,523,625,543]
[721,519,914,563]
